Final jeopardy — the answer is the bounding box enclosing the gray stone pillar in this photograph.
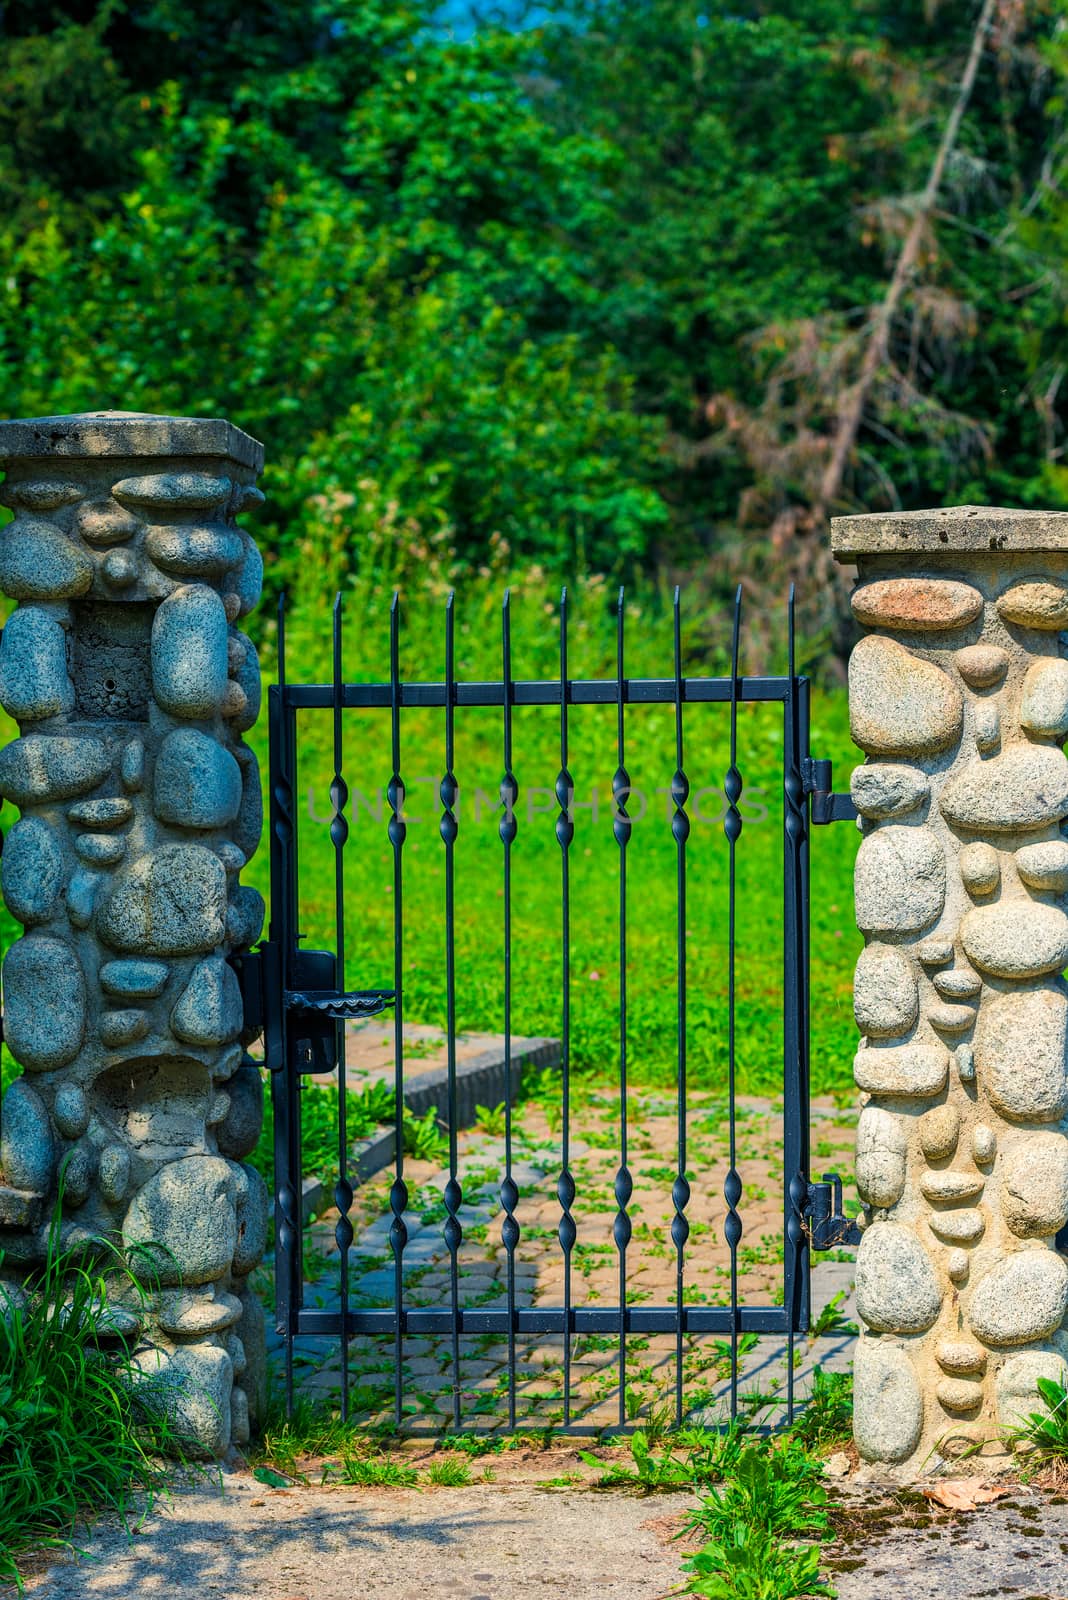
[834,506,1068,1477]
[0,412,267,1456]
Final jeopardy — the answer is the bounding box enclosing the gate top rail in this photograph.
[283,675,798,710]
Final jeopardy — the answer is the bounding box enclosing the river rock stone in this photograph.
[215,1057,263,1160]
[855,1222,942,1333]
[849,636,963,756]
[976,985,1068,1121]
[112,472,231,511]
[936,1378,983,1414]
[74,833,125,865]
[225,632,261,733]
[1002,1133,1068,1238]
[855,825,945,936]
[933,967,982,999]
[123,1155,238,1285]
[854,944,917,1037]
[2,936,86,1071]
[936,1340,987,1375]
[996,1350,1068,1429]
[928,1209,985,1243]
[927,1001,975,1033]
[0,606,73,723]
[99,1009,150,1047]
[53,1084,89,1140]
[171,957,243,1047]
[970,1249,1068,1346]
[151,584,229,719]
[153,728,242,830]
[67,797,132,830]
[75,501,141,546]
[157,1290,242,1338]
[233,747,262,861]
[232,535,263,619]
[144,523,243,579]
[0,517,92,599]
[855,1107,908,1208]
[851,577,982,632]
[232,1162,268,1276]
[98,1144,131,1205]
[920,1170,985,1202]
[850,763,929,820]
[97,844,227,956]
[972,700,1000,752]
[955,643,1009,688]
[1,816,65,926]
[918,1104,960,1161]
[99,958,170,999]
[133,1341,233,1459]
[941,743,1068,833]
[0,734,111,805]
[854,1042,949,1097]
[226,885,265,951]
[960,902,1068,979]
[0,1079,53,1193]
[1020,656,1068,739]
[959,841,1000,896]
[853,1341,924,1463]
[973,1123,997,1164]
[997,579,1068,629]
[1015,840,1068,893]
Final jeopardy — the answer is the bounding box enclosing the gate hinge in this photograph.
[805,1172,863,1249]
[802,757,858,825]
[229,947,264,1037]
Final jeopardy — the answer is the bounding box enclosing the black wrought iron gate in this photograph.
[249,585,856,1433]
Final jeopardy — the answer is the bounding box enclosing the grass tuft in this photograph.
[0,1223,186,1590]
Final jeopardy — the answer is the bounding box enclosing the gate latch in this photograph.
[230,944,395,1073]
[805,1172,863,1249]
[803,758,858,825]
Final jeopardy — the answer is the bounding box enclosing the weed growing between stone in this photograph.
[1011,1378,1068,1461]
[0,1218,188,1590]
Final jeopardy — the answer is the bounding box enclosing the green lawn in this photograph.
[241,573,861,1101]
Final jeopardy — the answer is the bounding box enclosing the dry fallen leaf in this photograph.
[823,1452,851,1479]
[921,1478,1013,1512]
[248,1498,265,1507]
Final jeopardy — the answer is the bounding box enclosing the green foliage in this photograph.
[792,1367,854,1455]
[681,1438,836,1599]
[474,1102,508,1136]
[1010,1376,1068,1457]
[3,2,1066,605]
[333,1454,420,1487]
[402,1105,450,1163]
[247,1079,398,1195]
[0,1224,184,1589]
[425,1454,473,1486]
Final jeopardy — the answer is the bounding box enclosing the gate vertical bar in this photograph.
[388,593,408,1427]
[555,590,577,1426]
[331,594,354,1421]
[499,592,520,1429]
[440,592,464,1430]
[612,588,634,1426]
[269,591,301,1418]
[671,587,691,1425]
[723,587,744,1419]
[782,588,810,1423]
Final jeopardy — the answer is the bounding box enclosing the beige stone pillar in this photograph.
[833,506,1068,1475]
